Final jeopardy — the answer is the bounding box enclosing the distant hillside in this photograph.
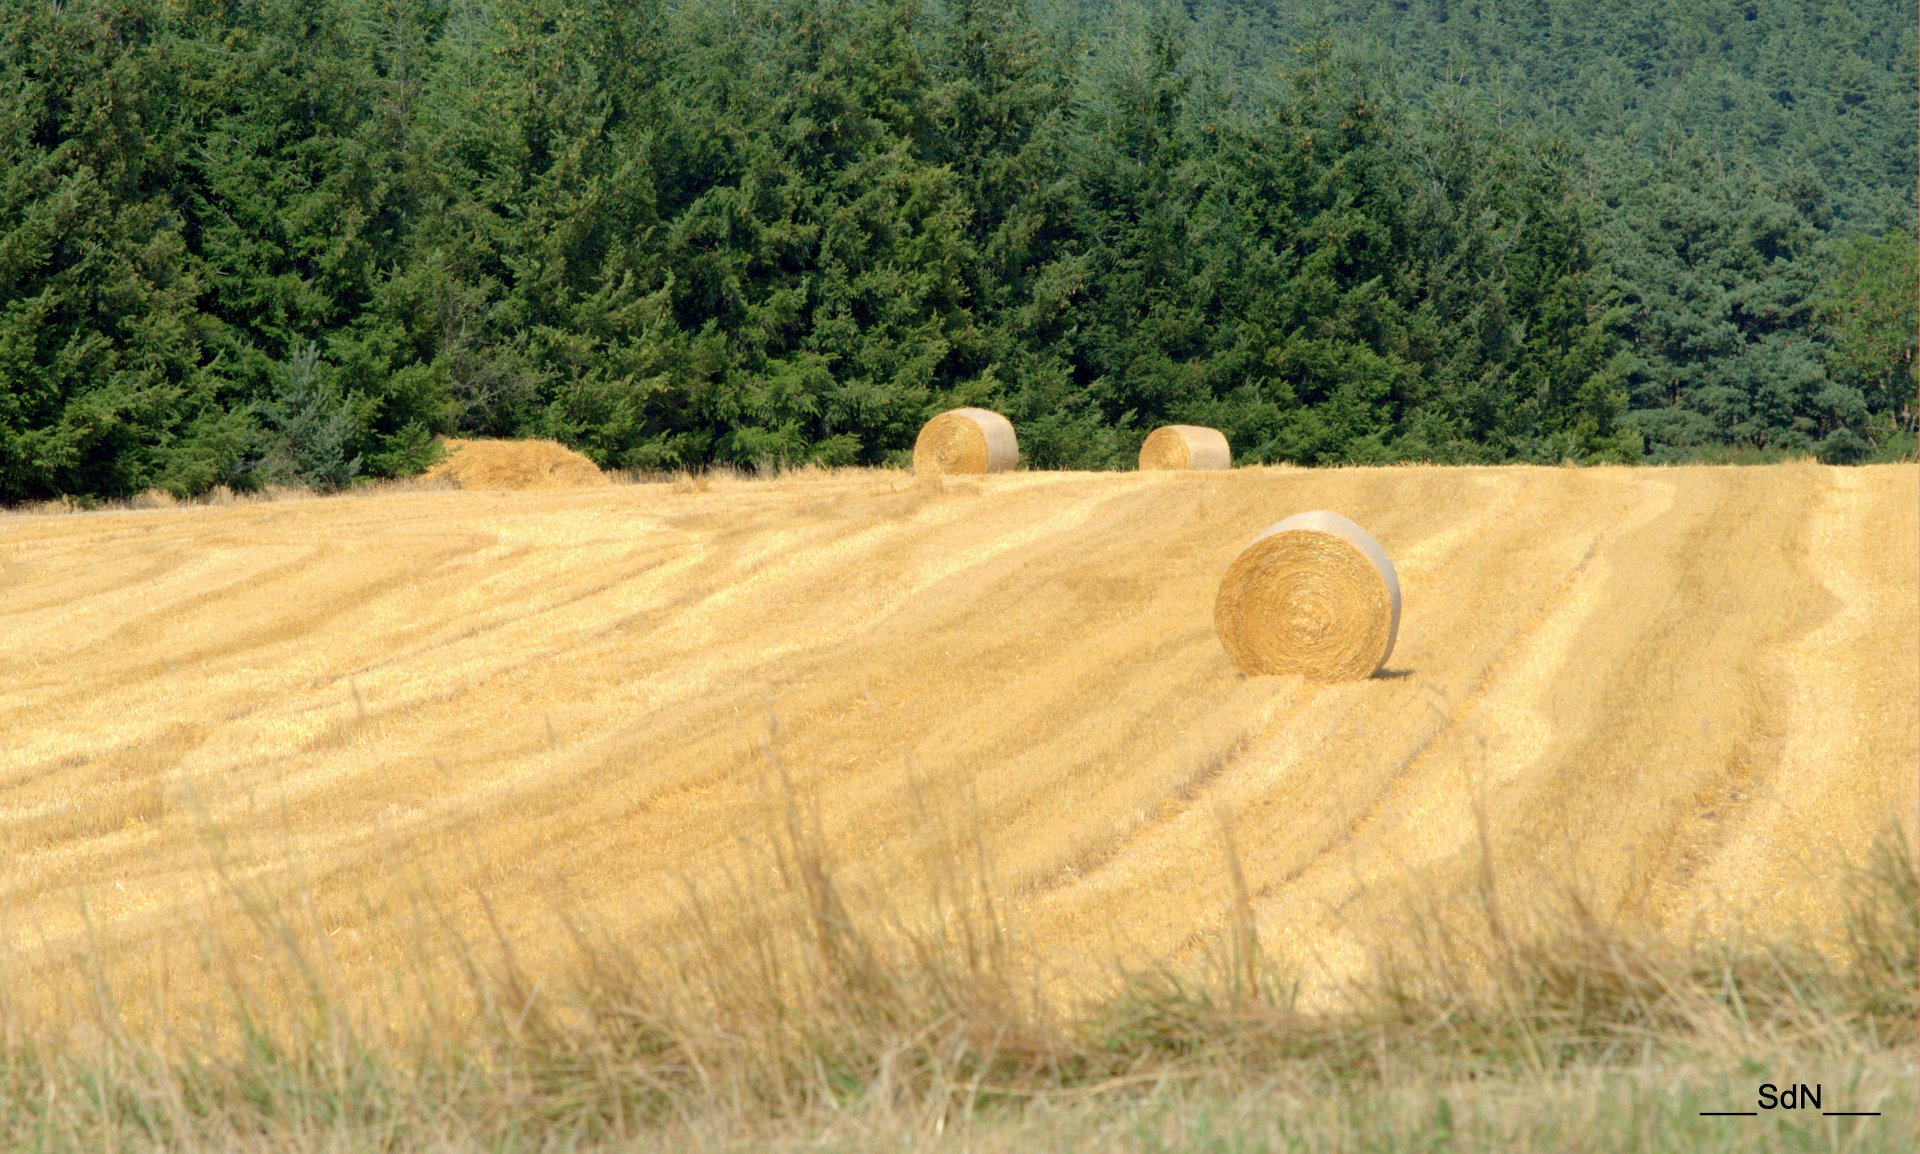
[1070,0,1914,225]
[1044,0,1919,460]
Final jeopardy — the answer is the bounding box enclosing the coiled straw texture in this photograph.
[1213,511,1401,682]
[913,408,1019,475]
[1138,425,1231,471]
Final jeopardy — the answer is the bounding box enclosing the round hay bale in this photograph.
[1213,511,1400,682]
[1139,425,1231,471]
[424,439,611,491]
[913,408,1018,475]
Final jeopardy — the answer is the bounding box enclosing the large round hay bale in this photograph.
[1213,511,1400,682]
[424,439,611,490]
[1139,425,1231,471]
[913,408,1018,475]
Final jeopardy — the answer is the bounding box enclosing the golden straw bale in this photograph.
[912,408,1019,475]
[424,439,611,491]
[1213,511,1400,682]
[1138,425,1231,471]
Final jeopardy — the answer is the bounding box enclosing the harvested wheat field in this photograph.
[0,463,1914,1029]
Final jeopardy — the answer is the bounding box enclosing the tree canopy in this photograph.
[0,0,1910,502]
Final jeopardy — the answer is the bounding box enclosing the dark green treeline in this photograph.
[1095,0,1920,466]
[0,0,1911,501]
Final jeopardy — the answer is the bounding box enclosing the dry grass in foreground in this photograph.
[1,769,1912,1153]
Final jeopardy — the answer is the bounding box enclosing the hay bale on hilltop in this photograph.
[1139,425,1231,471]
[913,408,1018,475]
[424,439,611,491]
[1213,511,1400,682]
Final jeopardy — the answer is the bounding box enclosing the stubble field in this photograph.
[2,461,1912,1040]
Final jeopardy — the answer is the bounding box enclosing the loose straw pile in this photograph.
[424,439,611,490]
[1213,511,1400,682]
[913,408,1018,475]
[1138,425,1231,471]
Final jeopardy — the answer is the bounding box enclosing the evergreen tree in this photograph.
[0,0,1908,503]
[1818,229,1918,459]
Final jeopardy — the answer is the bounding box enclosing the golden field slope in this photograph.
[0,463,1913,1022]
